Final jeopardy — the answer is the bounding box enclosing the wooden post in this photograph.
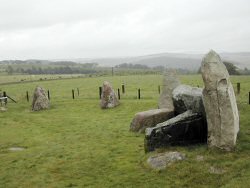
[72,89,75,99]
[3,91,7,104]
[237,83,240,94]
[122,84,125,94]
[99,87,102,99]
[118,88,120,100]
[112,67,114,76]
[77,88,79,96]
[26,91,29,102]
[47,90,50,100]
[138,89,141,100]
[249,92,250,105]
[158,85,160,94]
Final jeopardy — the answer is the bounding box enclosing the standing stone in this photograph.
[201,50,239,151]
[32,86,50,111]
[100,81,119,109]
[158,69,180,110]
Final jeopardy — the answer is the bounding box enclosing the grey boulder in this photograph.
[172,84,205,116]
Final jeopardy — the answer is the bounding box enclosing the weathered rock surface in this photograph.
[130,108,174,133]
[201,50,239,151]
[145,110,207,152]
[147,151,185,170]
[172,85,205,116]
[32,87,49,111]
[100,81,119,109]
[158,70,180,110]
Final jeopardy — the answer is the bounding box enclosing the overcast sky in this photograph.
[0,0,249,60]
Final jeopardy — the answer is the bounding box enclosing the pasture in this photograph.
[0,74,250,187]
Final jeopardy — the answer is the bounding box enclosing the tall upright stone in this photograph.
[201,50,239,151]
[100,81,119,109]
[158,69,180,110]
[32,86,50,111]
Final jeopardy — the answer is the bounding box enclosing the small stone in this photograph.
[196,155,204,161]
[9,147,25,151]
[100,81,119,109]
[147,151,185,170]
[0,107,7,112]
[209,166,226,174]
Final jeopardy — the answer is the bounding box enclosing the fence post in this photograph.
[118,88,120,100]
[99,87,102,99]
[77,88,79,96]
[26,91,29,102]
[112,67,114,76]
[237,83,240,94]
[122,84,125,94]
[249,92,250,105]
[47,90,50,100]
[72,89,75,99]
[3,91,7,104]
[158,85,160,94]
[138,88,141,100]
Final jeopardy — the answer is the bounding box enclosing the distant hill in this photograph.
[1,52,250,70]
[56,52,250,70]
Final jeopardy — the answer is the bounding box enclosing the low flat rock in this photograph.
[130,108,174,133]
[147,151,185,170]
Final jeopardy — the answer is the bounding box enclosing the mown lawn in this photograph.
[0,75,250,188]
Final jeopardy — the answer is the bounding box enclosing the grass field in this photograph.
[0,74,250,188]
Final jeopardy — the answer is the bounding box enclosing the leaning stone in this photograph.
[158,69,180,110]
[147,151,185,170]
[100,81,119,109]
[172,85,205,116]
[201,50,239,151]
[32,86,50,111]
[130,108,174,133]
[145,110,207,152]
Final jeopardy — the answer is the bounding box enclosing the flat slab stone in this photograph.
[130,108,174,133]
[145,110,207,152]
[147,151,185,170]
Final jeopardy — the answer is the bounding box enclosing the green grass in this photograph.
[0,74,250,188]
